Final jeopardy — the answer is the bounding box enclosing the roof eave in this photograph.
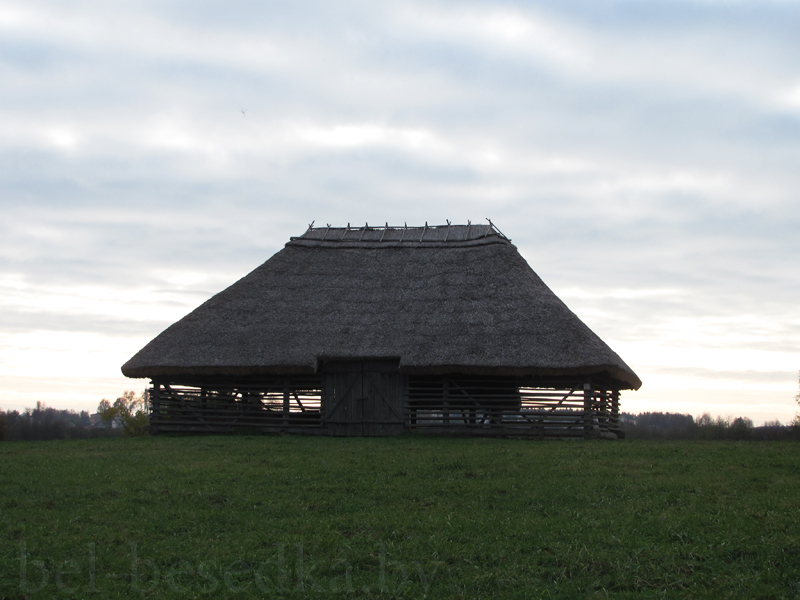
[123,362,641,390]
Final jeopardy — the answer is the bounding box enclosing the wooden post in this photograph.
[150,381,161,432]
[603,388,611,431]
[282,379,290,428]
[611,389,620,432]
[443,379,450,427]
[151,381,160,412]
[583,383,593,438]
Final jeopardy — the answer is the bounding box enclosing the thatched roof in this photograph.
[122,223,641,389]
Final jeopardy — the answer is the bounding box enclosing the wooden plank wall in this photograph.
[406,376,622,439]
[148,377,323,434]
[147,375,622,438]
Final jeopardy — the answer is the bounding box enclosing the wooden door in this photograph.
[323,360,404,436]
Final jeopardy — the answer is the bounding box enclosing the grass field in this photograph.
[1,436,799,599]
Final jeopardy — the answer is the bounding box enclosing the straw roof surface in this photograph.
[122,223,641,389]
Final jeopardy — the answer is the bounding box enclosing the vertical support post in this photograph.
[403,375,411,429]
[597,388,608,432]
[151,381,160,412]
[282,379,290,428]
[610,389,620,433]
[150,381,161,431]
[583,382,593,438]
[443,379,450,427]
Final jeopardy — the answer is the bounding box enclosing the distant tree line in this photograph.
[0,401,118,442]
[0,390,149,442]
[621,370,800,440]
[620,412,799,441]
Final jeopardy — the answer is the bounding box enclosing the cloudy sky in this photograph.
[2,0,799,423]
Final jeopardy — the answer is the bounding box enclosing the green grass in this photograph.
[1,436,799,599]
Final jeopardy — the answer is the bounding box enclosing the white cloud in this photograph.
[398,4,590,69]
[777,81,800,110]
[0,330,141,379]
[559,287,680,300]
[621,341,798,381]
[0,2,293,74]
[300,123,446,152]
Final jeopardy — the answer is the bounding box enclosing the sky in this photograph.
[1,0,799,424]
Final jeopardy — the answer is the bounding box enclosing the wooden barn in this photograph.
[122,222,641,438]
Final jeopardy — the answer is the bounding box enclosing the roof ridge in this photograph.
[290,220,511,244]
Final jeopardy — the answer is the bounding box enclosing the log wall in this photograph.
[406,376,621,439]
[148,377,323,434]
[146,374,622,438]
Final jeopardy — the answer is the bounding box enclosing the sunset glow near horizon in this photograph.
[1,1,799,424]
